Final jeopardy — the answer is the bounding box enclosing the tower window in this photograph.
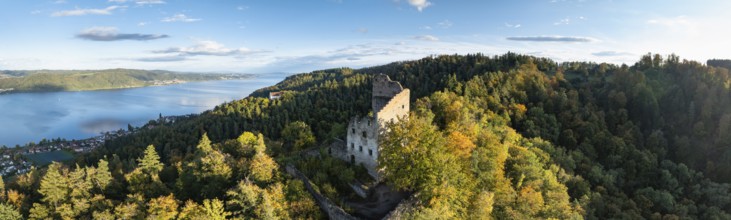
[402,105,405,109]
[362,131,367,138]
[352,128,355,134]
[368,149,373,156]
[351,143,354,149]
[359,146,363,152]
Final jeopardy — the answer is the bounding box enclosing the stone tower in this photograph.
[342,74,410,180]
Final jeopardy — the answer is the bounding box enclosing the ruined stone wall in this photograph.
[285,165,358,220]
[346,116,380,178]
[339,73,410,181]
[372,74,405,114]
[375,89,410,129]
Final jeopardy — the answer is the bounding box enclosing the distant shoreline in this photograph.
[0,69,257,95]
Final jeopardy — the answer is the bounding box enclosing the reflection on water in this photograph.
[0,77,281,147]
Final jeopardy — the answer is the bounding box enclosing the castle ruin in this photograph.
[331,74,410,180]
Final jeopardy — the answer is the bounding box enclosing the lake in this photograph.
[0,75,283,147]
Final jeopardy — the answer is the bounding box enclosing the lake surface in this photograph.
[0,75,283,147]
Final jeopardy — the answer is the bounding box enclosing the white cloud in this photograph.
[505,23,521,28]
[161,13,201,22]
[357,28,369,34]
[138,22,147,26]
[51,5,125,17]
[237,6,249,11]
[592,51,633,57]
[437,20,453,28]
[420,26,432,30]
[407,0,431,12]
[413,35,439,41]
[554,18,570,25]
[108,0,165,5]
[506,36,596,42]
[76,26,168,41]
[647,15,692,27]
[153,40,265,56]
[137,55,187,62]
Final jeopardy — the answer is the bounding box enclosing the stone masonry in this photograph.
[331,74,410,180]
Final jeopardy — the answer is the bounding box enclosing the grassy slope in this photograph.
[0,69,253,93]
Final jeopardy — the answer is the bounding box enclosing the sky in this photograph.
[0,0,730,73]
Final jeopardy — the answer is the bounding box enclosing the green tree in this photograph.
[203,199,229,220]
[225,180,261,217]
[139,145,163,175]
[281,121,316,151]
[193,133,232,199]
[146,194,179,220]
[249,152,278,183]
[38,162,68,209]
[0,176,5,201]
[0,203,22,220]
[93,159,113,192]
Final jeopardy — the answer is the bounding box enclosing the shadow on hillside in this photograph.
[346,183,409,219]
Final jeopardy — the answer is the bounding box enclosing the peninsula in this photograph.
[0,69,255,94]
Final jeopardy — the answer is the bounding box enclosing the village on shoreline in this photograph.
[0,114,197,177]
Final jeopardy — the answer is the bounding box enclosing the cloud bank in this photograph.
[161,13,201,22]
[52,5,125,16]
[592,51,633,57]
[76,27,169,41]
[413,35,439,41]
[108,0,165,5]
[506,36,595,42]
[407,0,431,12]
[153,40,264,56]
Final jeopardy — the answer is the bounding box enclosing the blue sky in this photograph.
[0,0,729,73]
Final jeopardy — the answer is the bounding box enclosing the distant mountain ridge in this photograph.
[0,68,255,93]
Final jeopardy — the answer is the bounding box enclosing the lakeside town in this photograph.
[0,88,13,94]
[0,114,197,177]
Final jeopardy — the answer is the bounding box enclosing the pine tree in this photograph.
[93,159,113,192]
[0,203,22,220]
[203,199,229,220]
[147,194,179,220]
[0,176,5,201]
[38,162,68,209]
[139,145,163,175]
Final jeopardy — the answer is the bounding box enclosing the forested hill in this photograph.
[0,69,253,93]
[4,53,731,219]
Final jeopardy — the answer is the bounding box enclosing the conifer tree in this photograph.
[93,159,113,192]
[139,145,163,175]
[38,162,68,209]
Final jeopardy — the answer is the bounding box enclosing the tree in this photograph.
[139,145,163,175]
[203,199,229,220]
[193,133,232,199]
[249,152,278,183]
[93,159,113,192]
[378,114,447,192]
[0,203,22,220]
[178,200,205,220]
[226,180,261,217]
[147,194,179,220]
[0,176,4,201]
[281,121,316,151]
[38,162,68,209]
[256,184,289,220]
[470,191,495,220]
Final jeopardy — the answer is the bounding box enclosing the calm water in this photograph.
[0,76,282,147]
